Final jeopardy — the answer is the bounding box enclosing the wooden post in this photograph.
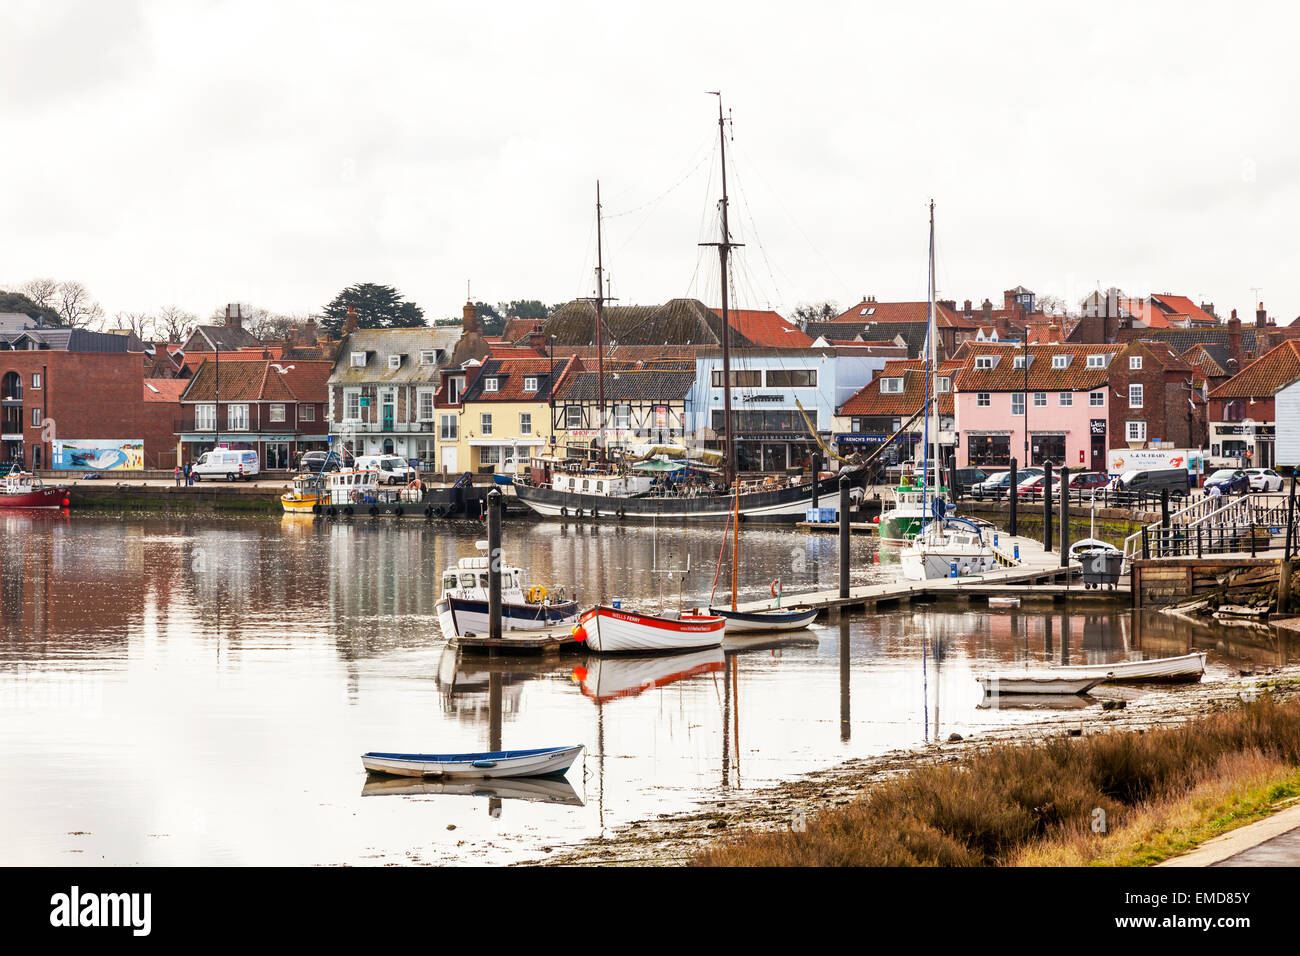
[1286,472,1297,560]
[487,488,503,641]
[1008,457,1018,538]
[1059,465,1070,567]
[1161,488,1170,530]
[811,452,821,511]
[1142,525,1150,560]
[1042,461,1054,553]
[839,476,851,600]
[1280,558,1293,615]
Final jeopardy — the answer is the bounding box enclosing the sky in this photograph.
[3,0,1299,326]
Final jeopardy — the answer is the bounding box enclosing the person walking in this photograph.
[184,461,192,487]
[174,464,182,487]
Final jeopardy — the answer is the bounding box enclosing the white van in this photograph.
[355,454,417,485]
[192,449,260,482]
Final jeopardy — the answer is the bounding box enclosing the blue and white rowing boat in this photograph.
[708,606,819,633]
[361,744,584,779]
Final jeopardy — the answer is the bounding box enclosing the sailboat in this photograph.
[513,96,855,524]
[899,202,998,582]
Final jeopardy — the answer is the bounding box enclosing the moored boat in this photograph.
[976,670,1110,695]
[900,517,1001,581]
[280,473,326,513]
[436,541,580,640]
[708,606,819,633]
[1050,651,1206,684]
[360,744,584,779]
[578,604,726,654]
[0,471,69,509]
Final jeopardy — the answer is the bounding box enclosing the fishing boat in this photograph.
[280,472,326,513]
[361,774,584,806]
[436,540,580,640]
[0,471,69,509]
[360,744,584,779]
[1050,651,1206,684]
[575,647,726,703]
[976,670,1110,695]
[577,604,726,654]
[900,517,1001,581]
[878,479,947,546]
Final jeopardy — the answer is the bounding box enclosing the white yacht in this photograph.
[900,517,1002,581]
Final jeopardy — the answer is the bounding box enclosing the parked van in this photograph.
[192,449,260,482]
[355,454,417,486]
[1113,467,1190,498]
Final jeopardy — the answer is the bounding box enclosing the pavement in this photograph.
[1159,801,1300,867]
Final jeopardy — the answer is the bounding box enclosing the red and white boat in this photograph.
[0,472,69,509]
[578,605,726,654]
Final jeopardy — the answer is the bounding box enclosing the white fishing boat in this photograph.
[900,517,1001,581]
[976,670,1110,695]
[577,604,726,654]
[1050,651,1206,684]
[435,541,580,640]
[360,744,584,779]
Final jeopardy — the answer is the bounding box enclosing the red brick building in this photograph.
[1107,340,1204,451]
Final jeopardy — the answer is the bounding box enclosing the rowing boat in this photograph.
[360,744,583,779]
[1049,651,1205,684]
[976,671,1110,695]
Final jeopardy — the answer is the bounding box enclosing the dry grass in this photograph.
[694,696,1300,867]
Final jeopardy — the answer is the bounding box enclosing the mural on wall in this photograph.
[52,439,144,471]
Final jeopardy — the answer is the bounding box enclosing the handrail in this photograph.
[1122,493,1273,560]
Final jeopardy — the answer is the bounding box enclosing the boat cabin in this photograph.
[327,468,380,505]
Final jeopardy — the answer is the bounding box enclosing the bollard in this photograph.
[839,476,851,600]
[1008,458,1018,537]
[1161,488,1170,530]
[1059,465,1070,567]
[1042,461,1054,553]
[487,487,503,641]
[1287,472,1297,560]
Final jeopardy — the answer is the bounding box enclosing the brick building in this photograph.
[1107,340,1204,451]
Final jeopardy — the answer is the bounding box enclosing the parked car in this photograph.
[1068,471,1111,495]
[1244,467,1284,492]
[192,449,260,482]
[971,467,1043,499]
[951,467,989,495]
[299,451,344,474]
[356,454,418,485]
[1204,469,1251,495]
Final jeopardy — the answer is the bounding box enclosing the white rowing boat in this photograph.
[1050,651,1206,684]
[976,671,1109,695]
[360,744,583,779]
[578,605,726,654]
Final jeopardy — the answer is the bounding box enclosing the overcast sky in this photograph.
[3,1,1298,325]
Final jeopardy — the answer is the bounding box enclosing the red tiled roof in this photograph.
[1151,294,1217,326]
[462,357,557,402]
[714,308,813,348]
[142,379,187,403]
[838,359,963,417]
[180,359,332,402]
[953,343,1122,392]
[1207,340,1300,399]
[830,300,966,328]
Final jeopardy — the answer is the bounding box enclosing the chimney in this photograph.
[1047,322,1060,345]
[462,300,481,335]
[344,306,359,336]
[963,299,972,317]
[1256,302,1267,328]
[1003,290,1016,311]
[1227,309,1243,364]
[225,303,243,331]
[527,323,546,353]
[981,298,993,324]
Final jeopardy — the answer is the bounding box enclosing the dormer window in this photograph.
[1052,355,1068,369]
[1086,354,1106,369]
[975,356,995,370]
[523,376,539,392]
[420,349,436,365]
[484,377,499,393]
[880,377,904,394]
[1013,355,1026,369]
[350,351,366,368]
[937,377,951,393]
[388,355,402,370]
[1130,356,1142,370]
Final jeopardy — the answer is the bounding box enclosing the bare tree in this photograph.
[113,311,156,339]
[55,280,105,329]
[157,305,197,343]
[19,277,59,310]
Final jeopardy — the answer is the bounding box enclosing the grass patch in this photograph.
[695,696,1300,867]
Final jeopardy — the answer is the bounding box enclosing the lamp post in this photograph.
[548,334,556,449]
[213,342,220,454]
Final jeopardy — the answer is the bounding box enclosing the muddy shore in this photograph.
[530,661,1300,866]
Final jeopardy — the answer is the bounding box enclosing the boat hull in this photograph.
[708,606,819,632]
[513,480,822,523]
[1050,651,1206,684]
[900,548,1000,581]
[360,744,583,779]
[0,487,68,509]
[436,596,581,640]
[580,605,726,653]
[877,512,926,546]
[280,494,321,513]
[977,672,1108,695]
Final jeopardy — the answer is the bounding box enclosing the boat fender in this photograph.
[369,505,379,517]
[592,508,599,518]
[471,760,497,769]
[575,508,583,518]
[617,508,626,519]
[328,506,338,517]
[312,503,322,515]
[394,506,403,517]
[560,506,568,516]
[433,505,447,518]
[344,505,354,516]
[424,505,433,518]
[771,578,781,597]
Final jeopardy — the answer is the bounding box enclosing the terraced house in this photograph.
[454,355,580,473]
[833,359,964,467]
[551,364,695,457]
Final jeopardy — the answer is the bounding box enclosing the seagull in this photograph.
[271,363,295,374]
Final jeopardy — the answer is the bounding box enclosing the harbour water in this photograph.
[1,512,1293,865]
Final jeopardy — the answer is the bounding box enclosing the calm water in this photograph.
[0,511,1294,866]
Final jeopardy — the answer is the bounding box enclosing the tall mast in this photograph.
[921,201,936,517]
[928,200,939,490]
[594,181,608,462]
[701,93,743,487]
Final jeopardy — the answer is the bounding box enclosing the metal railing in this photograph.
[1123,493,1292,560]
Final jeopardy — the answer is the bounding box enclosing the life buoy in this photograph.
[527,585,547,604]
[771,578,781,598]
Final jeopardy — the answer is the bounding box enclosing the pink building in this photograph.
[953,343,1122,472]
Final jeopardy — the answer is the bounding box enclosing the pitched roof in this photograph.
[1119,327,1260,356]
[715,308,813,347]
[554,369,696,404]
[830,300,966,328]
[1208,341,1300,399]
[142,379,187,403]
[460,357,559,402]
[183,325,262,352]
[180,359,333,402]
[837,359,962,417]
[329,327,461,385]
[545,298,756,348]
[953,343,1122,392]
[1150,294,1217,325]
[1181,343,1233,378]
[805,320,930,358]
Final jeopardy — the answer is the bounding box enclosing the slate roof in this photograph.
[553,369,696,404]
[1119,327,1261,356]
[460,357,559,402]
[837,359,963,417]
[953,343,1122,392]
[805,320,930,357]
[544,298,758,348]
[1181,343,1233,378]
[1208,341,1300,399]
[182,325,262,352]
[328,327,461,385]
[0,327,135,352]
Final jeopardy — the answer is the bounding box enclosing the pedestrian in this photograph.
[184,461,192,487]
[174,464,182,487]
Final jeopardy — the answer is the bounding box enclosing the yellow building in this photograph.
[454,356,578,472]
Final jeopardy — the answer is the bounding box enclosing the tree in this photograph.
[1036,294,1069,317]
[54,280,104,329]
[0,289,62,326]
[114,311,156,339]
[19,277,59,311]
[474,301,504,336]
[791,300,840,328]
[157,305,197,343]
[500,300,549,321]
[321,283,425,336]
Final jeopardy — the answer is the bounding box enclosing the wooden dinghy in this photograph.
[707,606,818,633]
[1050,651,1206,684]
[976,671,1110,695]
[360,744,583,779]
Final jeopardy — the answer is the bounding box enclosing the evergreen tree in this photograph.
[321,283,425,336]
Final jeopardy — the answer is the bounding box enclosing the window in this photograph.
[479,445,501,466]
[299,404,315,422]
[519,413,532,435]
[350,351,366,368]
[228,404,249,430]
[1013,355,1026,370]
[766,369,817,388]
[710,369,762,388]
[388,355,402,370]
[565,405,582,428]
[269,403,286,423]
[975,356,995,369]
[1052,355,1068,369]
[1130,356,1142,370]
[439,414,458,441]
[447,377,463,405]
[523,376,538,392]
[881,377,904,394]
[1086,354,1106,368]
[344,390,361,421]
[1127,420,1147,442]
[1059,392,1073,407]
[483,377,498,393]
[1090,391,1105,407]
[614,405,631,429]
[31,373,41,389]
[480,413,493,435]
[937,377,951,393]
[1129,384,1143,408]
[977,392,990,407]
[32,408,42,427]
[417,389,435,422]
[1011,393,1025,415]
[420,349,436,365]
[195,404,216,431]
[1034,392,1047,407]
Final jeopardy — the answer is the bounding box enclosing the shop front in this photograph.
[966,432,1011,468]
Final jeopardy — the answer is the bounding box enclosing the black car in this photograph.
[299,451,346,474]
[951,467,989,495]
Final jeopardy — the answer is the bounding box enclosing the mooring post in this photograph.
[1161,488,1170,530]
[1042,461,1054,553]
[1286,472,1297,560]
[839,476,851,600]
[1059,465,1070,567]
[948,459,960,504]
[1008,457,1018,538]
[487,487,503,641]
[811,453,821,511]
[1142,524,1150,560]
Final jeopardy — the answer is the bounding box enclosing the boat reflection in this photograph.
[575,647,726,704]
[360,774,584,806]
[977,693,1100,711]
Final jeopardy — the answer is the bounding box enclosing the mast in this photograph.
[594,182,608,463]
[921,201,936,518]
[929,201,939,492]
[701,93,743,488]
